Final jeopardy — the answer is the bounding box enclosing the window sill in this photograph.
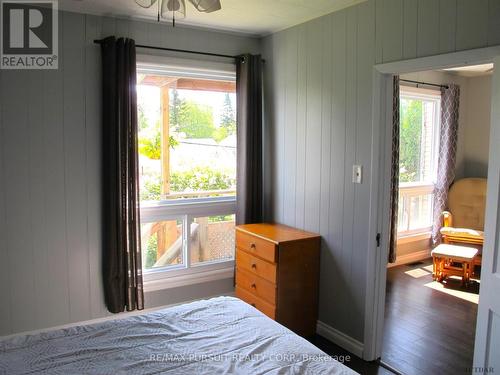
[140,197,236,223]
[143,265,234,293]
[397,231,432,245]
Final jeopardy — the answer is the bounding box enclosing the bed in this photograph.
[0,296,357,374]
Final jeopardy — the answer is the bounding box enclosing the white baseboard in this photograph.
[387,249,432,268]
[316,321,364,358]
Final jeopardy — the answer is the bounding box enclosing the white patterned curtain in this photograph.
[431,84,460,246]
[388,76,400,263]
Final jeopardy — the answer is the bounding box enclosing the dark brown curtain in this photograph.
[431,84,460,246]
[100,36,144,313]
[236,54,263,225]
[388,76,400,263]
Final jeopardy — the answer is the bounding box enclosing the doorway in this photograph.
[381,65,492,374]
[363,47,500,373]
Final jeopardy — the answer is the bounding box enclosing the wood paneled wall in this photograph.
[376,0,500,63]
[263,0,500,342]
[1,0,498,341]
[0,11,260,336]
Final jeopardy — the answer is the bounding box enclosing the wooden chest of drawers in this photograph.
[235,223,320,337]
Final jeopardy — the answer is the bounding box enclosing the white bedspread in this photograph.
[0,296,357,375]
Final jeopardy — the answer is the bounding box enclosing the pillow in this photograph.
[440,227,484,240]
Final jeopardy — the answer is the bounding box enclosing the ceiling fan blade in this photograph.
[135,0,157,8]
[188,0,221,13]
[161,0,186,19]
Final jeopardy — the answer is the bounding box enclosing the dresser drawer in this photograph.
[236,286,276,319]
[236,268,277,304]
[236,230,277,263]
[236,249,277,283]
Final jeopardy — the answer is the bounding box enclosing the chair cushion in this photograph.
[448,178,487,231]
[431,244,478,259]
[440,226,484,240]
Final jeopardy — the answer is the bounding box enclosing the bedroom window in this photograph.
[397,87,441,237]
[136,57,236,288]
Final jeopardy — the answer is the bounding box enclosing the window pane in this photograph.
[398,90,439,236]
[397,193,409,232]
[399,98,424,183]
[138,84,162,202]
[399,95,438,184]
[408,194,433,230]
[141,219,183,270]
[421,100,437,182]
[137,74,236,203]
[398,190,434,233]
[190,214,235,265]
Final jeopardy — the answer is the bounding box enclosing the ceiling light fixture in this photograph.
[135,0,222,27]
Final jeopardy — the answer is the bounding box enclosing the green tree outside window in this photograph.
[399,99,423,183]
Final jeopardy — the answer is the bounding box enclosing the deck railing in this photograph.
[140,197,236,271]
[163,189,236,200]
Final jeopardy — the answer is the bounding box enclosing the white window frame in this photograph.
[398,86,441,238]
[136,55,237,290]
[397,182,435,236]
[140,197,236,291]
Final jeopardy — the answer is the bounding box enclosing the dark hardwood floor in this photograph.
[311,335,393,375]
[381,259,479,375]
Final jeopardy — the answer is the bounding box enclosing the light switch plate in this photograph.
[352,165,362,184]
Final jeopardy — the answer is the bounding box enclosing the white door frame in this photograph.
[363,45,500,361]
[473,55,500,371]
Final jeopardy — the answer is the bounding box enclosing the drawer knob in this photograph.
[251,283,256,289]
[251,263,257,269]
[250,243,256,249]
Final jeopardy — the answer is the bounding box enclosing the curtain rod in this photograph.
[93,39,239,60]
[400,79,449,90]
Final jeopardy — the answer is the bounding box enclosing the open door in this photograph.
[474,56,500,371]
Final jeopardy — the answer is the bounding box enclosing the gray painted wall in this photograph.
[464,75,492,178]
[262,0,500,342]
[0,11,259,336]
[396,237,431,258]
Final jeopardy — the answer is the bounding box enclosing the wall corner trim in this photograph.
[316,320,364,358]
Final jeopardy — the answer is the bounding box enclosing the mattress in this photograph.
[0,296,357,374]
